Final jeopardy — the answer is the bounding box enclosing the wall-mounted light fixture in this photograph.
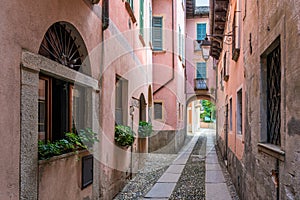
[198,33,233,61]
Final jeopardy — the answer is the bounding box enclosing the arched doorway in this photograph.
[186,95,216,134]
[148,85,153,122]
[139,93,147,122]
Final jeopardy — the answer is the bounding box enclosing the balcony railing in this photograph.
[194,78,208,90]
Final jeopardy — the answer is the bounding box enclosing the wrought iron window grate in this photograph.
[267,44,281,145]
[39,22,82,71]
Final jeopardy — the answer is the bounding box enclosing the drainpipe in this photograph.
[153,0,175,94]
[102,0,109,31]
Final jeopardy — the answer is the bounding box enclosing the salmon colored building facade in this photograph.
[0,0,188,199]
[212,0,300,199]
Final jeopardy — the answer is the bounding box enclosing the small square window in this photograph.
[82,155,93,189]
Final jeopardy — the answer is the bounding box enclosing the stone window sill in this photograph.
[38,149,89,165]
[152,50,166,54]
[258,143,285,161]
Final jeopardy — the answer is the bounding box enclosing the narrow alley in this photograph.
[115,129,239,200]
[1,0,300,199]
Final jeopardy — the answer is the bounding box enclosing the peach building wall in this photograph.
[0,0,102,199]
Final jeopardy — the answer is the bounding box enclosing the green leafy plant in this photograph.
[200,100,216,122]
[38,128,98,160]
[115,125,135,147]
[138,121,153,138]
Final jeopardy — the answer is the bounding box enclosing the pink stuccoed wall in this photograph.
[38,151,92,200]
[100,0,153,198]
[185,17,216,103]
[0,0,102,199]
[216,0,244,160]
[152,0,186,130]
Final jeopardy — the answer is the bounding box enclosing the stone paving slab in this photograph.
[206,170,226,183]
[206,163,222,171]
[206,183,232,200]
[206,156,219,164]
[165,165,185,174]
[144,183,176,198]
[172,157,188,165]
[157,173,181,183]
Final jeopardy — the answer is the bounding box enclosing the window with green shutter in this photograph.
[139,0,144,37]
[197,23,206,40]
[196,62,207,78]
[152,17,163,51]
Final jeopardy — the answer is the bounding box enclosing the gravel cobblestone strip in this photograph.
[114,136,193,200]
[169,136,206,200]
[215,146,240,200]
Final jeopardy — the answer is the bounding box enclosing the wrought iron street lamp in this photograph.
[198,33,233,61]
[200,38,211,62]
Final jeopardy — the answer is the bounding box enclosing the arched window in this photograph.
[38,22,90,142]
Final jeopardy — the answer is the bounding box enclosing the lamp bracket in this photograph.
[205,31,233,45]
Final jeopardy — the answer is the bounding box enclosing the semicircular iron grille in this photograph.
[39,22,82,71]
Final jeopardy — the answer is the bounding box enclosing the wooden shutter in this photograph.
[152,17,163,50]
[139,0,144,36]
[196,63,207,78]
[197,24,206,40]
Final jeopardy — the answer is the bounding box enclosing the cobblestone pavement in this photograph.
[114,136,193,200]
[114,129,239,200]
[169,136,206,200]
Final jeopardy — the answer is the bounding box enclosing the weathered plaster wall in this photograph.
[100,0,153,197]
[38,151,92,200]
[0,0,102,199]
[217,0,300,199]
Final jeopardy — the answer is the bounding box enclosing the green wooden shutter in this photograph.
[197,24,206,40]
[152,17,163,50]
[139,0,144,36]
[196,62,207,78]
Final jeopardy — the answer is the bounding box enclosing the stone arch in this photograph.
[38,21,91,76]
[186,94,215,106]
[186,94,216,133]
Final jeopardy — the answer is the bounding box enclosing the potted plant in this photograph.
[38,128,99,160]
[115,125,135,147]
[138,121,153,138]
